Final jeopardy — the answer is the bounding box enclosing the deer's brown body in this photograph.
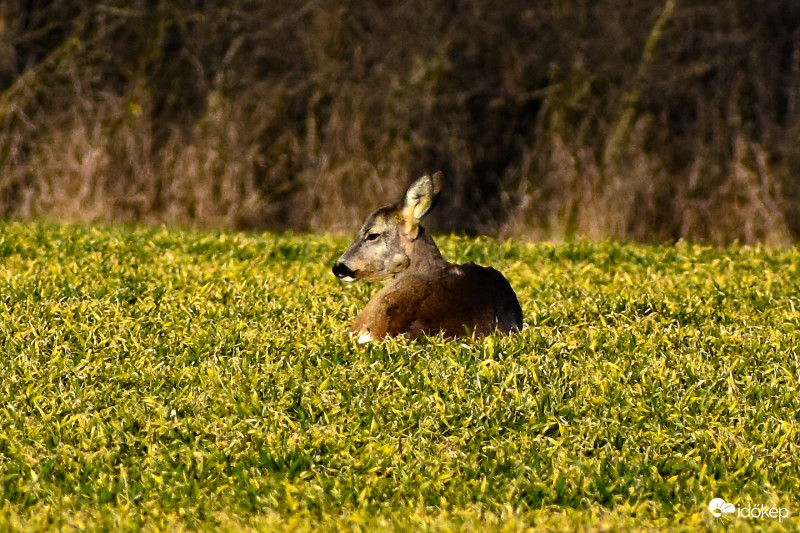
[332,173,523,342]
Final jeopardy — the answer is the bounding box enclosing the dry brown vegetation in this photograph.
[1,0,799,243]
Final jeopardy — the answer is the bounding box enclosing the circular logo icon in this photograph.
[709,498,736,518]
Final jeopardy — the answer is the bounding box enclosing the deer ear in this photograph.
[401,173,442,237]
[430,171,443,196]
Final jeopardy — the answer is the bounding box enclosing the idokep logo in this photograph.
[708,497,790,523]
[708,498,736,519]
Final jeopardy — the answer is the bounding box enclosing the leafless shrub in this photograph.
[1,1,799,244]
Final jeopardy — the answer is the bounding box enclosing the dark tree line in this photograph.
[1,0,799,243]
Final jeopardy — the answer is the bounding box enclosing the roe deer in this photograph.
[332,172,523,342]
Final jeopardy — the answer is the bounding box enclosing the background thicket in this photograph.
[1,0,799,243]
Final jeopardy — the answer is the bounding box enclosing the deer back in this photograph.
[350,262,523,341]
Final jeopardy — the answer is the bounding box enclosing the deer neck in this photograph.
[402,226,448,274]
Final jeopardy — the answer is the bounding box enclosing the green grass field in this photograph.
[0,222,798,532]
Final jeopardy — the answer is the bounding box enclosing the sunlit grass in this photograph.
[0,222,798,531]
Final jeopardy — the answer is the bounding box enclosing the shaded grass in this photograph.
[0,222,798,531]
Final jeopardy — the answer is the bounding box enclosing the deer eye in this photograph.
[365,232,381,241]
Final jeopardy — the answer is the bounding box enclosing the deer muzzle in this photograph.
[332,261,357,282]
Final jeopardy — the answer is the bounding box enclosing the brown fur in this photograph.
[332,172,523,341]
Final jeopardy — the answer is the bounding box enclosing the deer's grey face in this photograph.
[332,206,410,282]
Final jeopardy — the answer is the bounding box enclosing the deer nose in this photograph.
[332,262,357,280]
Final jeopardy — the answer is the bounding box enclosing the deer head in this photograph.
[332,172,445,282]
